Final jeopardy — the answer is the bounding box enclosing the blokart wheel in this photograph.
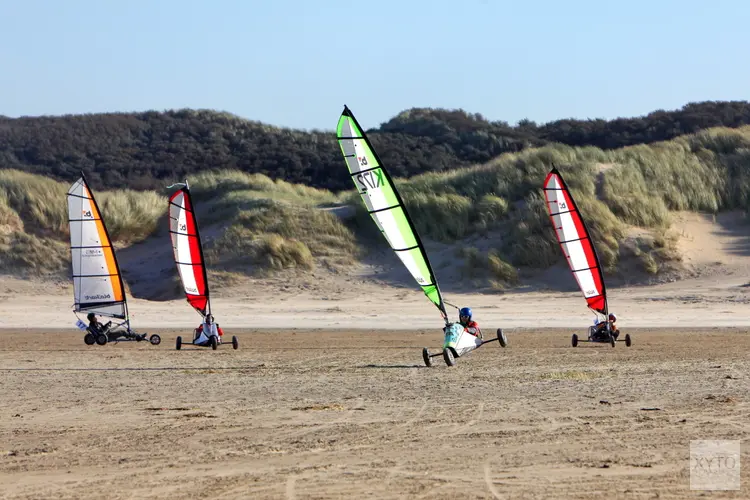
[149,334,161,346]
[422,347,433,367]
[84,333,95,345]
[496,328,508,347]
[443,348,455,367]
[571,334,578,347]
[232,336,239,350]
[625,334,632,347]
[95,334,108,346]
[210,336,218,350]
[176,336,182,350]
[609,333,616,348]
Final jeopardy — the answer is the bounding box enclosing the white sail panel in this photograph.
[67,177,127,319]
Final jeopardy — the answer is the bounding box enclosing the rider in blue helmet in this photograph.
[458,307,482,339]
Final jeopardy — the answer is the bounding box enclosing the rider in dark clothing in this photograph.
[87,312,145,341]
[87,312,111,335]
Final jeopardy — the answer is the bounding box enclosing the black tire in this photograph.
[176,336,182,350]
[443,348,455,367]
[95,334,108,346]
[232,336,239,350]
[496,328,508,347]
[84,333,95,345]
[422,347,433,367]
[210,336,218,350]
[609,332,616,348]
[149,334,161,346]
[625,334,632,347]
[572,334,578,347]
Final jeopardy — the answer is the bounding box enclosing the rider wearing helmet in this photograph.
[594,313,619,340]
[458,307,482,339]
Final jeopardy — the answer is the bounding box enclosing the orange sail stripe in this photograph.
[84,185,124,302]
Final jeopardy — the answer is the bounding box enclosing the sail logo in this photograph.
[558,202,567,210]
[82,210,93,218]
[84,293,111,300]
[355,170,384,192]
[186,286,199,294]
[180,223,187,231]
[83,249,103,257]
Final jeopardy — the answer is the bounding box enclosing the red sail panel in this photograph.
[543,168,607,315]
[168,187,209,316]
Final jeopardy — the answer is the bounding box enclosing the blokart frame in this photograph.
[571,312,631,348]
[75,314,161,346]
[422,323,508,367]
[175,329,238,351]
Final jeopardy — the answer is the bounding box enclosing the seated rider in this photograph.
[194,314,224,344]
[594,313,619,340]
[458,307,482,339]
[87,312,111,335]
[89,312,146,341]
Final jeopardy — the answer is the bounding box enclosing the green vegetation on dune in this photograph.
[364,125,750,285]
[3,101,750,193]
[0,168,358,279]
[3,122,750,291]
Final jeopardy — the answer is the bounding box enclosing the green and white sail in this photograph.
[336,106,448,321]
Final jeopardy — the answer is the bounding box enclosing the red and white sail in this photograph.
[168,185,210,316]
[543,168,608,315]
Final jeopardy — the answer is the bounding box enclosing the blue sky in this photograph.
[1,0,748,130]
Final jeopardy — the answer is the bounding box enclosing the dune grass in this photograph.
[357,126,750,281]
[98,190,164,244]
[4,125,750,283]
[203,196,359,275]
[458,246,519,289]
[184,169,340,207]
[0,170,69,236]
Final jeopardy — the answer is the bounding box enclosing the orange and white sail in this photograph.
[543,167,608,316]
[67,176,127,319]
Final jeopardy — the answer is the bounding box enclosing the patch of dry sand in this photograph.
[1,329,748,499]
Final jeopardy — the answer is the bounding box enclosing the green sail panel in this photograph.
[336,106,447,319]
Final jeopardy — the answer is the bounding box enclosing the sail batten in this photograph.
[168,185,210,317]
[336,106,447,320]
[67,176,128,319]
[543,167,608,316]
